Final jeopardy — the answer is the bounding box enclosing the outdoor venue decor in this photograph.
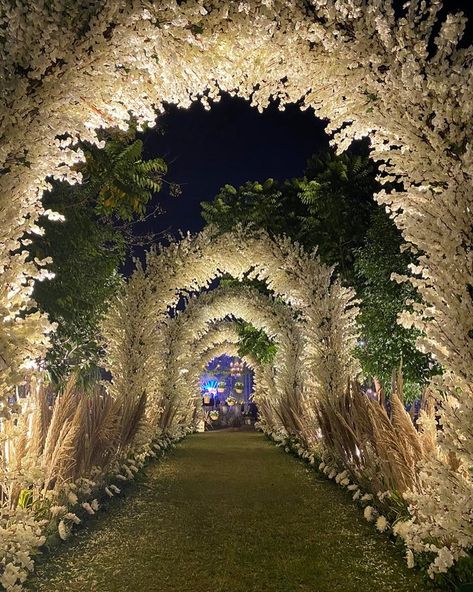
[0,0,471,583]
[102,227,357,438]
[184,322,279,430]
[152,282,308,428]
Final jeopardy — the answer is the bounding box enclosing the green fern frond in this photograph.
[82,135,168,219]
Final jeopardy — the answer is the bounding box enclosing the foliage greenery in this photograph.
[201,177,305,238]
[83,137,167,221]
[297,150,377,284]
[354,209,439,390]
[236,322,277,365]
[30,132,168,381]
[31,185,125,381]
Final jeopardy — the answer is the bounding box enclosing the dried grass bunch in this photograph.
[0,374,147,510]
[315,375,437,496]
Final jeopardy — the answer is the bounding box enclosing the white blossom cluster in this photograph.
[401,387,473,575]
[0,509,46,592]
[0,428,188,591]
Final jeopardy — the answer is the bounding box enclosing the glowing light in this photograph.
[202,379,218,393]
[229,357,244,376]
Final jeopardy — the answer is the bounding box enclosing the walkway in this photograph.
[29,431,428,592]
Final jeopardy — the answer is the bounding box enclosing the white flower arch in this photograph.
[192,321,247,360]
[1,0,472,573]
[193,326,289,434]
[2,1,471,401]
[158,285,304,431]
[182,323,279,430]
[176,321,270,393]
[103,226,358,419]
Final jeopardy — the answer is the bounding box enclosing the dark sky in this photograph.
[140,95,328,239]
[128,0,472,266]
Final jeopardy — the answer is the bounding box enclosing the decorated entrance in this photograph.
[0,1,472,589]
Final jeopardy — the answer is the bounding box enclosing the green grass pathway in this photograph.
[29,431,428,592]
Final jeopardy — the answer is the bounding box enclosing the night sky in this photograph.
[139,94,328,239]
[129,0,473,267]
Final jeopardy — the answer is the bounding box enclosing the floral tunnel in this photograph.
[0,0,472,583]
[1,0,470,474]
[183,323,271,430]
[154,285,307,435]
[102,226,358,437]
[187,320,278,428]
[1,1,470,416]
[101,224,473,575]
[0,224,355,590]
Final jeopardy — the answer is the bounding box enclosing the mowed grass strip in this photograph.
[29,431,430,592]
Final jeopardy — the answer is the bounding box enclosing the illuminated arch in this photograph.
[1,1,470,402]
[185,324,284,434]
[1,2,471,571]
[192,321,246,360]
[103,227,358,420]
[189,336,279,430]
[152,284,306,434]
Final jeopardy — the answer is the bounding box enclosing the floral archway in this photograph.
[154,285,306,433]
[192,323,274,402]
[183,323,280,431]
[2,1,471,405]
[0,0,472,582]
[102,228,357,441]
[102,226,357,422]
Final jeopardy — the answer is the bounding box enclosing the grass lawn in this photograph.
[28,431,431,592]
